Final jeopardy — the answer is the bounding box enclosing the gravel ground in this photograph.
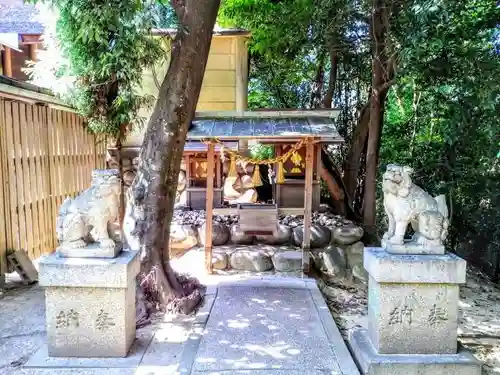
[318,266,500,375]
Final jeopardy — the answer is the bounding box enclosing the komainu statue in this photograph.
[382,164,449,253]
[56,169,121,253]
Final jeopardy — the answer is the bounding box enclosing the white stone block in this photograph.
[384,241,445,255]
[40,251,139,358]
[350,329,481,375]
[363,248,468,355]
[39,250,140,288]
[367,276,459,354]
[57,242,122,258]
[364,247,466,284]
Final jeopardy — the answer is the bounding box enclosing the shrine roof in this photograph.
[188,110,343,143]
[184,141,238,152]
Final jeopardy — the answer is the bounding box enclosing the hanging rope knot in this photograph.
[197,137,309,185]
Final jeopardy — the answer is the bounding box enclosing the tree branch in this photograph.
[374,78,396,95]
[170,0,186,22]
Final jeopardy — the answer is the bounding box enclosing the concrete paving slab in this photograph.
[191,370,341,374]
[140,323,192,370]
[192,285,345,373]
[0,286,45,338]
[308,283,361,375]
[215,275,312,289]
[23,331,152,368]
[9,368,137,375]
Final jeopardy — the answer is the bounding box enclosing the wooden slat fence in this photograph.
[0,97,106,278]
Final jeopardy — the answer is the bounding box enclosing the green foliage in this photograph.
[27,0,164,138]
[154,2,178,28]
[223,0,500,276]
[219,0,368,110]
[249,143,274,160]
[380,0,500,275]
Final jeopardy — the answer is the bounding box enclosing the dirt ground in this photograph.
[318,266,500,375]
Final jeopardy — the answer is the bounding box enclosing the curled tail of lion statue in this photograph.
[434,194,448,218]
[56,197,73,242]
[434,194,449,242]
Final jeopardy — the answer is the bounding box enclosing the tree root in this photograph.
[135,270,204,327]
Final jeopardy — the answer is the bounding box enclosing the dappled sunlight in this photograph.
[227,319,251,329]
[192,285,340,373]
[243,343,300,359]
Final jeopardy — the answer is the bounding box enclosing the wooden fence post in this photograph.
[0,100,9,283]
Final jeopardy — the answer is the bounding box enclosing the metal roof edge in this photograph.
[194,109,342,119]
[0,77,75,112]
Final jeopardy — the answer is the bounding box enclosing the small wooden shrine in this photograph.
[184,109,343,272]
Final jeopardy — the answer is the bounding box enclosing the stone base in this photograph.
[56,242,122,258]
[350,329,481,375]
[39,251,139,358]
[364,248,466,354]
[383,240,445,255]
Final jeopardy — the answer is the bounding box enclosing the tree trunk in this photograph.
[310,53,325,108]
[323,49,338,108]
[342,102,370,204]
[363,0,388,238]
[125,0,221,319]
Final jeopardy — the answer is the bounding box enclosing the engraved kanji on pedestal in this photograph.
[39,251,139,358]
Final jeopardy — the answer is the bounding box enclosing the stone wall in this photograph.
[170,208,366,281]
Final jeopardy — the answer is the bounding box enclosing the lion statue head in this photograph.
[92,169,121,198]
[382,164,414,198]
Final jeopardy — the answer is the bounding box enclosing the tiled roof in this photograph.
[0,2,44,34]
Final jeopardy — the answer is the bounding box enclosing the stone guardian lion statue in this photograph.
[382,164,449,249]
[56,169,121,250]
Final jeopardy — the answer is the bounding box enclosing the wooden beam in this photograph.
[213,207,305,216]
[204,143,215,274]
[28,44,37,62]
[216,154,222,188]
[0,100,8,284]
[0,83,75,111]
[274,145,282,206]
[3,47,12,78]
[302,139,314,274]
[315,144,321,180]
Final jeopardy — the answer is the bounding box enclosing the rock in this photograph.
[169,224,198,251]
[255,224,291,245]
[314,245,347,277]
[292,225,331,248]
[230,250,273,271]
[199,222,230,246]
[272,251,303,272]
[212,252,228,270]
[173,209,206,227]
[345,241,367,282]
[318,204,331,213]
[331,224,364,245]
[230,224,254,245]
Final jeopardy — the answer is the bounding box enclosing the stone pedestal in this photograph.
[39,250,139,358]
[350,247,481,375]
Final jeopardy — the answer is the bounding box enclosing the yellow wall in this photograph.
[125,35,248,147]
